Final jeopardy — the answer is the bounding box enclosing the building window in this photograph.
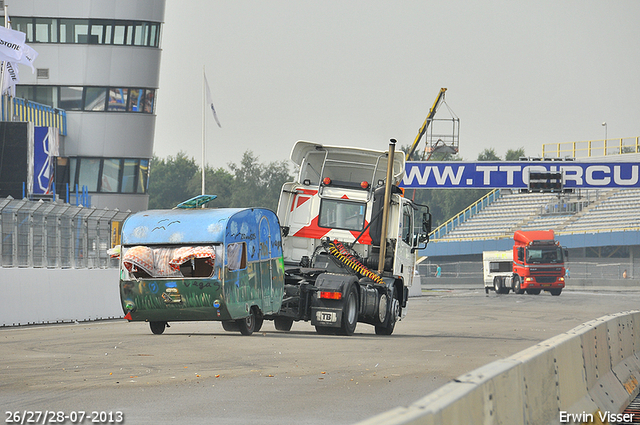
[143,89,155,113]
[84,87,107,111]
[122,159,138,193]
[12,17,33,42]
[128,89,143,112]
[68,157,149,194]
[13,17,161,47]
[59,86,83,110]
[60,19,90,44]
[17,85,155,114]
[138,159,149,193]
[77,158,101,192]
[108,88,128,112]
[35,18,58,43]
[15,86,57,108]
[101,159,122,193]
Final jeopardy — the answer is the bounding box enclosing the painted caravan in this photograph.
[118,198,284,335]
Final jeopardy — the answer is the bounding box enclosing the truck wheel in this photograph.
[493,277,504,294]
[526,288,541,295]
[336,284,358,336]
[550,288,562,296]
[513,276,525,294]
[149,321,166,335]
[237,309,256,336]
[375,288,399,335]
[274,317,294,331]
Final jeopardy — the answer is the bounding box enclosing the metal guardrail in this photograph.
[1,95,67,136]
[542,136,640,158]
[429,188,501,240]
[418,260,638,280]
[0,197,130,269]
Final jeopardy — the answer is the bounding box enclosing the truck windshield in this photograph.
[526,247,563,264]
[318,199,366,231]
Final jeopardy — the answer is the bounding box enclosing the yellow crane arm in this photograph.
[405,88,447,160]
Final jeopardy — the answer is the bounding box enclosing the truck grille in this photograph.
[535,276,557,284]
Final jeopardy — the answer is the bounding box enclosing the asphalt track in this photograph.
[2,288,640,425]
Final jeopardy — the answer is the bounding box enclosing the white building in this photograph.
[9,0,166,212]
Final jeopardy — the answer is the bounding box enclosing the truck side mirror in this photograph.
[411,232,429,253]
[517,248,524,262]
[423,212,432,234]
[564,249,569,259]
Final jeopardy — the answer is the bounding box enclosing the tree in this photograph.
[148,152,200,209]
[505,147,526,161]
[228,151,292,211]
[148,150,293,211]
[186,166,234,208]
[477,147,500,161]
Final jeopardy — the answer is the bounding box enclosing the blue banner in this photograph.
[401,161,640,189]
[32,127,54,195]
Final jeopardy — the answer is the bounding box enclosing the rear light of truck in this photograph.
[323,177,332,185]
[320,291,342,300]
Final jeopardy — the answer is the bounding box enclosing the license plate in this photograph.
[316,311,337,323]
[542,284,552,287]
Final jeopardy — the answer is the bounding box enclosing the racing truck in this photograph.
[484,230,567,296]
[269,139,431,335]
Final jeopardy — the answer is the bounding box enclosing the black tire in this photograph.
[336,284,358,336]
[493,277,503,294]
[149,321,166,335]
[375,288,399,335]
[513,275,525,294]
[550,288,562,296]
[274,316,294,331]
[222,320,239,332]
[526,288,541,295]
[237,309,257,336]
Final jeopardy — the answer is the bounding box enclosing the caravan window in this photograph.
[227,242,247,271]
[121,245,217,279]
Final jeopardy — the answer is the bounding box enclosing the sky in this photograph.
[153,1,640,170]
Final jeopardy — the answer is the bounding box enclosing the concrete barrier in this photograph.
[0,268,122,326]
[357,311,640,425]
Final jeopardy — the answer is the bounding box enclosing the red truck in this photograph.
[485,230,567,296]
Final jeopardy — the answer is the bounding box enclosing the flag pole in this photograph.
[0,5,8,118]
[201,66,206,196]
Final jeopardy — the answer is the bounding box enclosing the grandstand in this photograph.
[419,147,640,280]
[436,188,640,241]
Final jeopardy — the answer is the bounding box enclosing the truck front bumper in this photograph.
[522,277,565,289]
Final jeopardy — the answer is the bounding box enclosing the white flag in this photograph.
[0,25,25,62]
[2,61,18,96]
[16,43,37,73]
[204,73,222,128]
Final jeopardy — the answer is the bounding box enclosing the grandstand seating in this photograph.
[437,188,640,240]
